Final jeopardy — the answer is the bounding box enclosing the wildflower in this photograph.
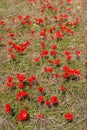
[0,20,4,25]
[76,50,81,56]
[38,96,44,103]
[61,14,68,19]
[55,59,61,65]
[72,69,80,76]
[36,18,43,25]
[31,75,36,81]
[43,67,47,72]
[37,114,44,119]
[5,103,11,113]
[40,50,48,57]
[62,73,68,79]
[10,53,15,59]
[27,77,33,82]
[54,73,59,78]
[18,110,29,121]
[6,81,15,88]
[51,44,57,49]
[51,96,58,105]
[7,76,13,82]
[65,113,74,121]
[48,59,54,64]
[67,55,72,60]
[27,76,36,83]
[38,86,44,92]
[50,50,57,56]
[31,30,34,34]
[16,91,28,100]
[46,101,51,107]
[85,62,87,67]
[17,74,26,81]
[0,36,2,40]
[11,18,15,21]
[56,31,63,39]
[9,33,14,37]
[25,40,31,47]
[34,57,40,63]
[24,15,30,21]
[18,82,24,89]
[64,51,71,56]
[40,28,46,37]
[61,86,66,91]
[26,21,31,26]
[54,15,58,20]
[18,15,22,20]
[43,67,54,72]
[8,41,14,45]
[40,41,45,49]
[21,21,26,25]
[8,48,13,52]
[66,0,71,2]
[62,66,70,71]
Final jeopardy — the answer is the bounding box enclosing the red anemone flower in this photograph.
[38,96,44,103]
[5,103,11,113]
[65,113,74,121]
[61,86,66,91]
[56,31,63,39]
[37,114,44,119]
[46,101,51,107]
[51,96,58,105]
[18,109,29,121]
[38,86,44,92]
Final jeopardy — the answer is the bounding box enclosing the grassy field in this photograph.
[0,0,87,130]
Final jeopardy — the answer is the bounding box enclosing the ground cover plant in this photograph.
[0,0,87,130]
